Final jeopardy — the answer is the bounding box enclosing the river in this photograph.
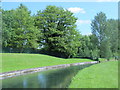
[2,64,93,88]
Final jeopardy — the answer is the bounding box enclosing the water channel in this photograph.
[2,64,94,88]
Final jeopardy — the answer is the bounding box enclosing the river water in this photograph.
[2,64,93,88]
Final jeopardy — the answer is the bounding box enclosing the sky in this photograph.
[2,1,118,35]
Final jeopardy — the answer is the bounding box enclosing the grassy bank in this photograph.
[1,53,93,73]
[69,61,118,88]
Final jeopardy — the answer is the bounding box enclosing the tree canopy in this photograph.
[35,5,81,58]
[2,4,41,53]
[91,12,118,60]
[2,4,119,59]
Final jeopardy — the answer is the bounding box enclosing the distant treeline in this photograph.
[1,4,119,60]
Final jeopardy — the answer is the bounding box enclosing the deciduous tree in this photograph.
[35,5,80,58]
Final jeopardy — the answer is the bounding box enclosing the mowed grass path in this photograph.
[69,61,118,88]
[1,53,92,73]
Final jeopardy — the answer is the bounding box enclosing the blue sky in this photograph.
[2,2,118,35]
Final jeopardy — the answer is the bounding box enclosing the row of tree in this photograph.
[2,4,119,60]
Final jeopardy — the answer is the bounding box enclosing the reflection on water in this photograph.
[2,64,93,88]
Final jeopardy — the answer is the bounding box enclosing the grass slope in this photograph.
[69,61,118,88]
[1,53,92,73]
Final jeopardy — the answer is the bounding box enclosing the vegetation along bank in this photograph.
[69,61,118,88]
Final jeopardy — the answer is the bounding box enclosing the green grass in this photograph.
[99,58,115,62]
[1,53,93,73]
[69,61,118,88]
[99,58,106,61]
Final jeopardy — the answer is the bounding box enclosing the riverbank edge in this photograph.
[0,61,98,79]
[68,60,118,88]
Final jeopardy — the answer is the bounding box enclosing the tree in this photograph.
[35,5,80,58]
[78,35,91,58]
[2,9,16,52]
[101,40,112,60]
[89,34,99,60]
[106,19,118,58]
[2,4,41,53]
[118,19,120,59]
[91,12,108,58]
[0,8,2,52]
[91,48,99,60]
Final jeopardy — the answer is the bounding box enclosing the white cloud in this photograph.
[96,0,118,2]
[76,20,91,24]
[68,7,86,14]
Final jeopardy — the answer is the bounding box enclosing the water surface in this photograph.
[2,64,93,88]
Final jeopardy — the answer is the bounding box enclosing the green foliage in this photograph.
[106,19,118,56]
[101,40,112,60]
[2,9,15,48]
[91,48,99,60]
[91,12,107,58]
[89,35,99,60]
[35,5,80,58]
[91,12,107,43]
[118,20,120,59]
[78,35,91,58]
[2,4,118,59]
[78,35,99,60]
[2,4,41,53]
[91,12,118,59]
